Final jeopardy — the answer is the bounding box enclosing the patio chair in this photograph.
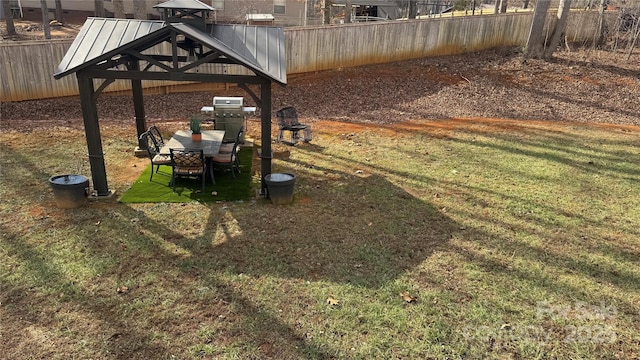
[218,126,244,154]
[275,106,312,145]
[169,148,211,192]
[147,125,166,148]
[140,131,171,181]
[210,127,244,180]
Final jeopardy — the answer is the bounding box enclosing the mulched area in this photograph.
[2,47,638,134]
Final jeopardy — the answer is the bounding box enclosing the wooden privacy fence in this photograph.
[0,11,607,102]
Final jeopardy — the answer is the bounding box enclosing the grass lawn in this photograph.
[1,118,639,359]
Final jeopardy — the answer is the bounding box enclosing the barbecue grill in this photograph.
[213,96,246,143]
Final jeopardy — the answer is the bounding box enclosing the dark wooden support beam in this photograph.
[130,60,147,148]
[201,49,223,59]
[238,83,261,108]
[81,69,264,84]
[126,50,174,72]
[92,79,115,102]
[95,56,130,70]
[144,54,236,66]
[77,74,110,197]
[178,52,225,72]
[260,79,272,195]
[171,31,179,69]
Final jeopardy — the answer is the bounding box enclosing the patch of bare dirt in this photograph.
[0,10,88,42]
[1,19,83,42]
[1,47,639,137]
[2,11,638,132]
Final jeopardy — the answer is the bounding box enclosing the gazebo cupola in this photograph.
[153,0,215,31]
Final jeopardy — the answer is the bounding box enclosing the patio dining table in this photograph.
[159,129,225,157]
[159,129,225,185]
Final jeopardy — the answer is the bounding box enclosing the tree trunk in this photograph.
[344,0,351,23]
[133,0,146,20]
[2,0,17,36]
[499,0,508,13]
[524,0,551,59]
[543,0,571,59]
[409,0,418,19]
[94,0,105,17]
[594,0,607,46]
[626,14,640,60]
[494,0,499,14]
[112,0,125,18]
[54,0,63,22]
[323,0,332,24]
[41,0,51,39]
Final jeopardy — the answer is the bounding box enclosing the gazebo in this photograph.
[53,0,286,198]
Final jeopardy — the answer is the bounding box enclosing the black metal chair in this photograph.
[275,106,312,145]
[210,127,244,180]
[169,148,211,192]
[147,125,165,148]
[140,131,171,181]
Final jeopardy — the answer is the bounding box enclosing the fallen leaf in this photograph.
[400,291,417,303]
[117,286,129,294]
[327,296,340,306]
[108,332,123,340]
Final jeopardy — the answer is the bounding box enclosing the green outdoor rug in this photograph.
[119,148,254,203]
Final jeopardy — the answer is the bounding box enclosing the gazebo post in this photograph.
[260,78,272,195]
[77,73,110,197]
[130,60,147,148]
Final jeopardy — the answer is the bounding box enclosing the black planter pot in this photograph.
[48,174,90,209]
[264,173,295,205]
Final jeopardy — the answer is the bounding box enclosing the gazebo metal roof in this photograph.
[54,18,286,85]
[54,11,286,198]
[54,18,166,77]
[153,0,215,10]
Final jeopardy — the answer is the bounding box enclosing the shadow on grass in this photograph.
[290,121,640,315]
[2,118,640,358]
[206,173,456,286]
[1,142,460,358]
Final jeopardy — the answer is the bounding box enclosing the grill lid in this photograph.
[213,96,243,109]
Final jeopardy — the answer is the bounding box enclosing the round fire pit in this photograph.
[48,174,90,209]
